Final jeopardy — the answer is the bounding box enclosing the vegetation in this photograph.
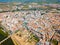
[29,33,39,42]
[1,38,14,45]
[22,5,29,9]
[51,39,58,45]
[0,27,14,45]
[0,27,8,41]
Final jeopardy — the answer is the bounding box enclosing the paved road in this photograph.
[27,26,43,38]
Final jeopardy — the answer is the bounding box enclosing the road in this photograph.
[0,31,18,44]
[0,35,11,44]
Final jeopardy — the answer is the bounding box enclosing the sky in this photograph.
[0,0,12,2]
[0,0,60,3]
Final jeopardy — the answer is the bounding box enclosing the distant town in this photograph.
[0,2,60,45]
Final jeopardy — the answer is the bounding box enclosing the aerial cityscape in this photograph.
[0,0,60,45]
